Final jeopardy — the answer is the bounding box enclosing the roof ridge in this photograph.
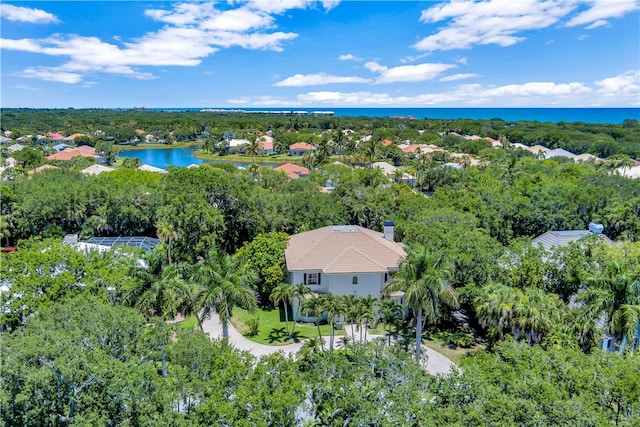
[324,245,387,272]
[287,226,332,267]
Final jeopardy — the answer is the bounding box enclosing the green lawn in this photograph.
[194,151,304,164]
[232,307,389,346]
[173,315,198,331]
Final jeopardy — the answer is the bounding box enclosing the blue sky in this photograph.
[1,0,639,108]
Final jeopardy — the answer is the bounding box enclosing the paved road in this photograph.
[201,313,458,375]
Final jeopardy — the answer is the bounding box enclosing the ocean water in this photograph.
[149,107,639,124]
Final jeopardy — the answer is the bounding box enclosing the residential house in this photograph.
[372,161,416,186]
[47,147,99,161]
[81,164,115,175]
[138,164,168,174]
[274,163,309,179]
[7,144,25,153]
[284,222,406,321]
[48,132,68,143]
[532,223,639,352]
[0,136,12,145]
[400,144,442,156]
[289,142,316,156]
[545,148,576,159]
[29,164,59,174]
[614,165,640,179]
[53,143,72,152]
[574,153,603,163]
[258,137,276,155]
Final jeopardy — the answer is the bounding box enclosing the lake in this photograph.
[117,146,283,170]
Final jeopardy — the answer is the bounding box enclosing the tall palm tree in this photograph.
[270,283,293,336]
[186,248,258,338]
[474,282,520,341]
[156,219,180,265]
[581,260,640,352]
[378,299,403,345]
[245,137,262,164]
[387,247,459,363]
[301,295,325,351]
[343,294,359,343]
[360,295,377,342]
[321,293,347,351]
[290,283,312,337]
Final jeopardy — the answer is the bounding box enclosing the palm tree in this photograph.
[387,247,458,363]
[302,151,315,171]
[343,294,359,343]
[245,136,262,164]
[581,260,640,352]
[301,295,325,351]
[186,248,258,338]
[321,293,347,351]
[270,283,293,336]
[156,219,180,265]
[378,299,403,345]
[289,283,312,337]
[360,295,376,342]
[473,282,519,341]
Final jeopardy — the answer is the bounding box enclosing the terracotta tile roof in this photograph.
[48,132,66,140]
[285,225,405,273]
[29,164,59,174]
[75,145,97,155]
[67,133,86,140]
[382,139,393,146]
[46,148,99,161]
[274,163,309,178]
[289,142,316,150]
[400,144,442,154]
[259,140,274,151]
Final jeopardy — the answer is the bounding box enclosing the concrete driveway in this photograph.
[200,313,457,375]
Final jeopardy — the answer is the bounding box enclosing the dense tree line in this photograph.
[2,108,639,158]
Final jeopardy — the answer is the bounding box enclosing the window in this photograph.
[384,273,388,283]
[305,273,320,285]
[352,276,358,285]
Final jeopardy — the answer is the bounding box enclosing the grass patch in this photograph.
[232,307,345,346]
[173,315,198,331]
[422,339,482,365]
[194,151,304,164]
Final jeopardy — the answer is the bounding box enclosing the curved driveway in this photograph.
[201,314,457,375]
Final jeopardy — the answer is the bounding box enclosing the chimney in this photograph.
[383,220,395,241]
[588,222,604,234]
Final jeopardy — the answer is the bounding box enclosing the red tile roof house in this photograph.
[274,163,309,179]
[46,146,99,161]
[258,139,275,155]
[289,142,316,156]
[284,222,406,322]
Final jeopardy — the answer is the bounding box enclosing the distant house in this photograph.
[285,222,406,321]
[29,164,59,174]
[545,148,576,159]
[47,132,67,143]
[47,147,99,161]
[531,223,639,352]
[532,222,612,252]
[289,142,316,156]
[274,163,309,179]
[0,136,12,145]
[138,164,167,174]
[400,144,442,156]
[7,144,25,153]
[614,165,640,179]
[53,143,72,152]
[81,164,115,175]
[574,153,603,163]
[372,161,416,186]
[258,139,275,155]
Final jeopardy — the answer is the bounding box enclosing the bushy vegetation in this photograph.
[2,110,640,425]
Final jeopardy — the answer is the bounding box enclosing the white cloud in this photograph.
[585,19,609,29]
[577,34,588,41]
[229,78,628,107]
[439,73,481,82]
[0,4,59,24]
[565,0,639,28]
[274,72,372,86]
[400,53,430,64]
[365,61,456,83]
[414,0,576,51]
[457,56,469,65]
[1,1,335,84]
[339,53,361,61]
[595,70,640,97]
[321,0,342,11]
[22,67,83,84]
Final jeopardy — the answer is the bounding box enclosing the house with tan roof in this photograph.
[289,142,316,156]
[46,147,99,161]
[285,222,406,321]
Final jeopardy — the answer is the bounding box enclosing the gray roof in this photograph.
[532,230,612,252]
[545,148,576,159]
[83,236,162,252]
